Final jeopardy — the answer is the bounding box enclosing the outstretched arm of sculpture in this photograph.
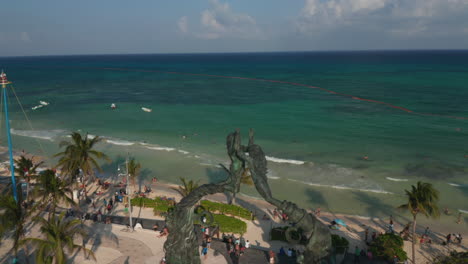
[236,129,332,263]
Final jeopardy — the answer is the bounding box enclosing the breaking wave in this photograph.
[386,177,409,182]
[11,129,64,141]
[266,156,305,165]
[106,139,135,146]
[288,179,393,194]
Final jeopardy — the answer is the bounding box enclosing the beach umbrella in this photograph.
[334,219,347,227]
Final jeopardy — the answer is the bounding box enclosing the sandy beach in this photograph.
[0,149,466,264]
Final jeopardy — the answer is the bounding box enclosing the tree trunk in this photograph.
[48,199,56,222]
[411,214,417,264]
[23,242,30,264]
[26,180,30,202]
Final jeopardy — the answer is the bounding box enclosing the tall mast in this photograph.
[126,152,133,230]
[1,70,18,202]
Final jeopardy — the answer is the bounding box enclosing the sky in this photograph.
[1,0,468,56]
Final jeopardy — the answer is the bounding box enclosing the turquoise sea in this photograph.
[1,51,468,224]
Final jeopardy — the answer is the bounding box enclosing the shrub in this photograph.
[433,251,468,264]
[130,197,174,215]
[331,234,349,254]
[200,200,252,220]
[194,213,247,234]
[369,233,407,262]
[130,198,247,233]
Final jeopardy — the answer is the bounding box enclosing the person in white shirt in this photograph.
[245,240,250,248]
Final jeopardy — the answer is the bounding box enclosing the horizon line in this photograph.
[2,48,468,59]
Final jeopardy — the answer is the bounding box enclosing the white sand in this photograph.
[1,153,466,264]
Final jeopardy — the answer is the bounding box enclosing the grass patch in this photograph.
[130,198,247,233]
[200,200,252,220]
[214,214,247,234]
[195,214,247,235]
[131,197,175,216]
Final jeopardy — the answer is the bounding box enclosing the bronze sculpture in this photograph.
[163,130,331,263]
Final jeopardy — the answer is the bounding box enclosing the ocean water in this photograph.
[1,51,468,221]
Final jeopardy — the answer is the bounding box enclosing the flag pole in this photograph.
[1,70,18,202]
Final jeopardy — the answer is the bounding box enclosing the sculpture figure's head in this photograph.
[226,130,241,158]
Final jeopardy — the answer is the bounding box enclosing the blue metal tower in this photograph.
[1,70,18,202]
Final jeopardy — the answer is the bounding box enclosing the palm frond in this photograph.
[398,181,440,218]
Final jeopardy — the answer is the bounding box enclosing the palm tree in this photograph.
[127,158,141,190]
[55,132,109,197]
[55,132,108,180]
[34,169,74,221]
[172,177,199,197]
[398,181,440,264]
[15,155,43,202]
[24,212,95,264]
[0,194,27,262]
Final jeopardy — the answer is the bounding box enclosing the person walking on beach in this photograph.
[457,212,462,224]
[364,227,369,242]
[97,209,102,222]
[446,233,452,244]
[207,237,211,249]
[354,246,360,263]
[201,239,208,260]
[269,250,276,264]
[424,226,430,237]
[103,198,107,207]
[273,209,278,220]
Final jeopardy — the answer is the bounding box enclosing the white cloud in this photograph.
[196,0,261,39]
[297,0,468,36]
[302,0,386,18]
[178,16,188,33]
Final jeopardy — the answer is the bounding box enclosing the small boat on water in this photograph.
[39,101,49,106]
[32,105,44,110]
[141,107,152,113]
[111,103,116,109]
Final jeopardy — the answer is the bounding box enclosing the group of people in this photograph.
[103,197,116,213]
[272,208,289,222]
[354,246,374,263]
[200,236,212,259]
[446,233,463,245]
[278,247,301,258]
[221,233,250,258]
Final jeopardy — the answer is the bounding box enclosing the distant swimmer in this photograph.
[111,103,116,109]
[362,155,369,161]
